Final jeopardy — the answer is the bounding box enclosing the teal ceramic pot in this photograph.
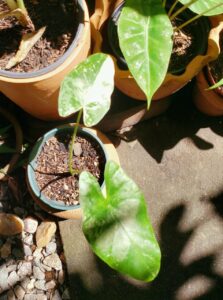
[27,125,108,211]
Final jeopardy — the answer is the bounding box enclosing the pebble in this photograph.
[24,217,38,234]
[36,222,57,248]
[73,142,82,156]
[45,279,56,290]
[43,253,62,271]
[14,285,25,300]
[0,241,11,258]
[0,213,24,236]
[24,244,33,257]
[7,264,17,273]
[34,279,46,291]
[46,242,57,255]
[23,234,33,245]
[7,289,15,300]
[0,265,9,291]
[7,271,20,287]
[17,262,32,277]
[33,266,45,280]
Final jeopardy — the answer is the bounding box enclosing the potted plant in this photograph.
[26,53,119,219]
[0,0,91,120]
[90,0,223,106]
[193,28,223,115]
[0,105,23,180]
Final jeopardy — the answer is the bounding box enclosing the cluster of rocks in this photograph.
[0,182,70,299]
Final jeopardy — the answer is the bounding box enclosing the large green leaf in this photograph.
[79,161,161,282]
[118,0,173,108]
[58,53,114,127]
[178,0,223,16]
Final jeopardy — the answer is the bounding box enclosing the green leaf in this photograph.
[0,144,16,154]
[58,53,115,127]
[118,0,173,108]
[178,0,223,16]
[79,161,161,282]
[207,78,223,90]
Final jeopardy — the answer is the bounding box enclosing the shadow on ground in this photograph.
[67,204,223,300]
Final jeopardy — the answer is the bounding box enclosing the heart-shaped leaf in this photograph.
[118,0,173,108]
[58,53,115,127]
[79,161,161,282]
[178,0,223,16]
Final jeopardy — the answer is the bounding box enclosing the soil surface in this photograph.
[0,0,79,72]
[208,30,223,93]
[35,133,106,206]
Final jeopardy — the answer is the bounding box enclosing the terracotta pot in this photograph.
[193,69,223,116]
[27,125,120,219]
[0,0,91,121]
[0,107,23,181]
[90,0,223,101]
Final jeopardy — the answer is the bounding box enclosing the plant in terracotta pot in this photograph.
[90,0,223,103]
[193,29,223,115]
[0,0,91,120]
[27,53,117,219]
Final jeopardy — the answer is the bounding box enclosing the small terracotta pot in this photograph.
[0,0,91,121]
[193,69,223,116]
[27,125,120,219]
[90,0,223,101]
[0,107,23,181]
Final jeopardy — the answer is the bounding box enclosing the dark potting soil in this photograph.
[0,0,79,72]
[208,30,223,93]
[35,133,106,206]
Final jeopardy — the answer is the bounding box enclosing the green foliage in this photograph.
[0,144,16,154]
[58,53,115,127]
[178,0,223,16]
[207,78,223,90]
[80,160,161,282]
[118,0,173,108]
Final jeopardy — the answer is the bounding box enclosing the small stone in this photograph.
[43,253,62,271]
[21,277,35,291]
[40,263,52,272]
[17,262,32,277]
[14,285,25,300]
[7,289,15,300]
[45,242,56,255]
[0,241,11,258]
[33,248,42,258]
[23,235,33,245]
[34,279,46,291]
[23,244,32,257]
[0,265,9,291]
[7,264,17,273]
[62,288,70,299]
[73,142,82,156]
[7,271,20,287]
[24,217,38,234]
[45,280,56,290]
[58,269,65,285]
[45,271,54,282]
[36,222,57,248]
[52,290,62,300]
[0,213,24,236]
[33,266,45,280]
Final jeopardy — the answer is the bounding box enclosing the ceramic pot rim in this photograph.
[27,125,108,211]
[0,0,85,79]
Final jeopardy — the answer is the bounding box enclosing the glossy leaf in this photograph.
[58,53,114,127]
[118,0,173,108]
[207,78,223,90]
[178,0,223,16]
[79,161,161,282]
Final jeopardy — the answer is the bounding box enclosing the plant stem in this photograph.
[6,0,17,10]
[162,0,167,8]
[169,0,198,21]
[177,2,223,30]
[168,0,179,17]
[69,109,83,176]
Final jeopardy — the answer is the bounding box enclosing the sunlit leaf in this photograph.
[207,78,223,90]
[80,161,161,282]
[118,0,173,108]
[58,53,115,127]
[178,0,223,16]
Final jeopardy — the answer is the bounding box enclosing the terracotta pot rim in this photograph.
[0,0,89,82]
[27,125,109,211]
